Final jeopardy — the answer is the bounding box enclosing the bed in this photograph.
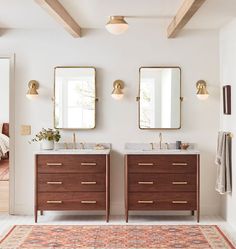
[0,123,9,181]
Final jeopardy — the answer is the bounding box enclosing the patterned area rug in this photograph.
[0,160,9,181]
[0,225,235,249]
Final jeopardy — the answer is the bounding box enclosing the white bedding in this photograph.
[0,133,9,159]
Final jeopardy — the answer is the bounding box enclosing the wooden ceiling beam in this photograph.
[35,0,81,38]
[167,0,206,38]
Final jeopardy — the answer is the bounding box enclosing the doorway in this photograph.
[0,56,14,214]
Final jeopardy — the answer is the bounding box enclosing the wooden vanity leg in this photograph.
[191,210,194,216]
[125,155,128,223]
[106,154,110,223]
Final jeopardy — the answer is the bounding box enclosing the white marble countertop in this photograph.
[125,149,200,155]
[34,149,111,155]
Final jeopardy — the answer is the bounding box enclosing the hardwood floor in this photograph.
[0,214,235,246]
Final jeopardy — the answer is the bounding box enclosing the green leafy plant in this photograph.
[30,128,61,143]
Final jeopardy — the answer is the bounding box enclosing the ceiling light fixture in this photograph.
[106,16,129,35]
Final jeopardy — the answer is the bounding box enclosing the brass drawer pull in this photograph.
[81,200,97,204]
[81,162,97,166]
[138,200,154,204]
[47,181,63,185]
[81,181,97,185]
[138,163,154,166]
[46,200,62,204]
[172,163,188,166]
[172,181,188,185]
[46,163,62,166]
[172,201,188,204]
[138,181,154,185]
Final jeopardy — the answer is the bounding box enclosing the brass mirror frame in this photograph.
[138,66,182,130]
[53,66,97,130]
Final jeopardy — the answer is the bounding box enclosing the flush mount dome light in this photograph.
[106,16,129,35]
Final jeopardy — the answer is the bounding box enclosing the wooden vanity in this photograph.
[125,151,200,222]
[34,150,110,223]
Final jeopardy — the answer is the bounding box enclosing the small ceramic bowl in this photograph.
[180,143,189,150]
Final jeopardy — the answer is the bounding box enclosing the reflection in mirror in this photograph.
[54,67,96,129]
[139,67,181,129]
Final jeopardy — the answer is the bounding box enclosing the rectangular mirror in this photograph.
[139,67,181,129]
[54,67,96,129]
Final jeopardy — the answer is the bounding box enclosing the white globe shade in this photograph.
[106,16,129,35]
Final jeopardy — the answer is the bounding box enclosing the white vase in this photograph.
[41,140,54,150]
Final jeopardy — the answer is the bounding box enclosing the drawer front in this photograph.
[128,173,196,192]
[129,192,196,210]
[37,155,106,173]
[127,155,197,173]
[38,192,106,210]
[38,173,105,192]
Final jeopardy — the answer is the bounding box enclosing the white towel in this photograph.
[215,131,232,194]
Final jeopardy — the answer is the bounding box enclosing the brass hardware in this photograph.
[227,133,233,138]
[138,200,154,204]
[47,181,63,185]
[46,200,62,204]
[138,181,154,185]
[180,97,184,101]
[81,182,97,185]
[81,200,97,204]
[138,163,154,166]
[81,162,97,166]
[136,96,140,101]
[196,80,209,100]
[172,181,188,185]
[172,201,188,204]
[26,80,39,99]
[46,163,62,166]
[172,163,188,166]
[111,80,124,100]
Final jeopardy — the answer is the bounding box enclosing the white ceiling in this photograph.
[0,0,236,30]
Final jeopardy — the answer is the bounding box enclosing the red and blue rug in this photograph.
[0,225,235,248]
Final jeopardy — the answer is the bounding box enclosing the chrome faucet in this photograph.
[73,132,77,149]
[159,132,162,149]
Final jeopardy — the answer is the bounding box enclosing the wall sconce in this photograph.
[196,80,209,100]
[106,16,129,35]
[111,80,124,100]
[26,80,39,99]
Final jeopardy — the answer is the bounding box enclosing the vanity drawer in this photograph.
[38,173,105,192]
[38,192,106,210]
[127,155,197,173]
[37,155,106,173]
[129,192,196,210]
[128,173,196,192]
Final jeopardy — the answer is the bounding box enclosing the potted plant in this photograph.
[31,128,61,150]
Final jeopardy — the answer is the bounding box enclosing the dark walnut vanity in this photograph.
[34,149,110,223]
[125,150,200,222]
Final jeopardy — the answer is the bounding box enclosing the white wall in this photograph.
[220,18,236,229]
[0,58,10,123]
[0,25,220,216]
